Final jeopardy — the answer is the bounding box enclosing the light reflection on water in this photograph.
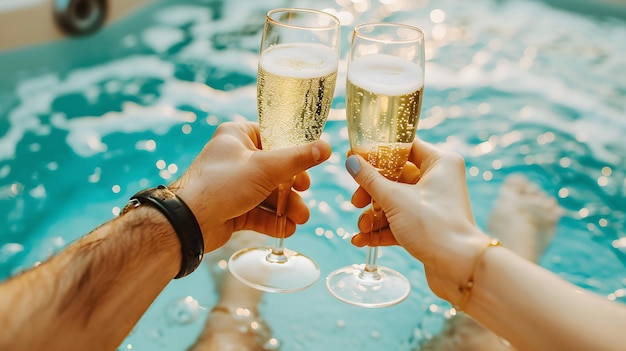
[0,0,625,350]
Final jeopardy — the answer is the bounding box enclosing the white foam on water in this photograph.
[0,77,54,161]
[50,103,189,157]
[142,26,186,54]
[158,80,256,118]
[61,55,175,91]
[58,75,256,157]
[0,56,176,161]
[47,79,256,157]
[178,38,259,77]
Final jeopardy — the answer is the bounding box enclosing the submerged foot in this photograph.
[194,304,275,351]
[487,174,562,262]
[189,230,278,351]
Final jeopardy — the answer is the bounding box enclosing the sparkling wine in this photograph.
[347,53,424,179]
[257,42,338,150]
[351,143,412,180]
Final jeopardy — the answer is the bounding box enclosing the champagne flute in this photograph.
[228,8,340,293]
[326,23,425,307]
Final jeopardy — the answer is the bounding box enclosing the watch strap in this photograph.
[123,185,204,279]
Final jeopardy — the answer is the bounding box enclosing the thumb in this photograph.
[260,139,332,181]
[345,155,388,204]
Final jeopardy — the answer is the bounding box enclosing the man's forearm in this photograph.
[0,205,181,351]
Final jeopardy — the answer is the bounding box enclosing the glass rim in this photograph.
[266,8,340,30]
[353,22,424,43]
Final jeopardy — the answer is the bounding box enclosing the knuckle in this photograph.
[445,151,466,170]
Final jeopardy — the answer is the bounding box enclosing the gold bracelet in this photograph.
[458,238,502,312]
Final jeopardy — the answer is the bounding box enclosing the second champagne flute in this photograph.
[228,8,340,293]
[326,23,425,307]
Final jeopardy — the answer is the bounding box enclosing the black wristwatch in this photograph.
[122,185,204,279]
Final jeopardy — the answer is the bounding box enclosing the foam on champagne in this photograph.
[347,54,423,96]
[260,43,338,79]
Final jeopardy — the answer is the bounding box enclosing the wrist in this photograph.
[455,238,502,311]
[430,228,493,308]
[122,185,205,278]
[168,181,211,232]
[169,181,227,253]
[116,205,181,279]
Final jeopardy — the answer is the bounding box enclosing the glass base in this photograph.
[325,264,411,308]
[228,246,320,293]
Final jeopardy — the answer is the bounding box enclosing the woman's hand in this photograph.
[345,137,489,302]
[171,121,332,253]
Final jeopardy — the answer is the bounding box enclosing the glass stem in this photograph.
[267,176,295,263]
[363,199,383,277]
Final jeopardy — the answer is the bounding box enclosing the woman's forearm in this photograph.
[467,246,626,351]
[0,205,181,351]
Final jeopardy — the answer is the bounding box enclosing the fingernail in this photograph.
[312,143,321,162]
[345,155,361,177]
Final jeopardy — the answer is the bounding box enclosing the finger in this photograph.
[408,137,445,170]
[345,154,392,209]
[351,161,418,208]
[293,171,311,192]
[260,190,310,225]
[286,191,310,224]
[215,121,262,149]
[350,229,398,247]
[238,207,297,238]
[356,209,390,233]
[352,200,398,247]
[357,210,373,234]
[255,139,332,186]
[351,186,371,208]
[350,233,369,247]
[398,162,420,184]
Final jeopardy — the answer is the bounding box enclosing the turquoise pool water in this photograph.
[0,0,625,350]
